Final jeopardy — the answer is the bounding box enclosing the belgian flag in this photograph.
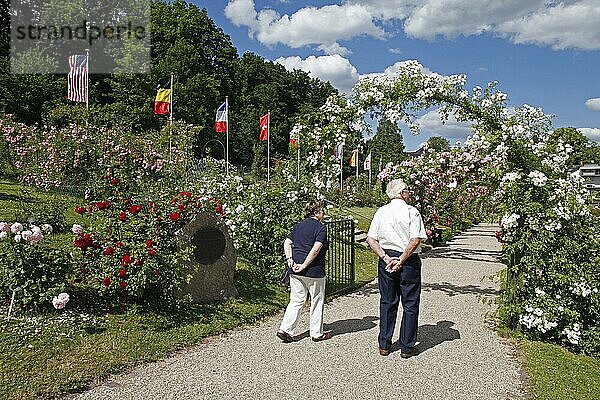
[154,77,171,115]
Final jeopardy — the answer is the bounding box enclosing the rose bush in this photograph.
[0,222,71,310]
[70,178,227,307]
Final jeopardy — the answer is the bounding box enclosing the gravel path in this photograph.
[72,224,526,400]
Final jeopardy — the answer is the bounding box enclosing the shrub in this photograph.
[0,222,71,310]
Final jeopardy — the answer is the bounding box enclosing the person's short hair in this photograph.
[386,179,408,199]
[304,201,324,218]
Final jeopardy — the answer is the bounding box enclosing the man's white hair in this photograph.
[386,179,407,199]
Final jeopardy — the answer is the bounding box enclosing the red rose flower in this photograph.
[129,205,142,215]
[119,269,127,278]
[73,233,93,250]
[116,241,123,248]
[111,177,120,185]
[157,216,162,222]
[169,213,180,222]
[97,201,111,210]
[180,191,192,197]
[121,253,134,265]
[145,239,153,248]
[102,276,111,287]
[103,246,115,256]
[215,202,223,214]
[171,197,178,204]
[119,211,128,222]
[178,204,186,212]
[148,248,157,256]
[135,260,143,266]
[120,282,127,289]
[75,206,86,215]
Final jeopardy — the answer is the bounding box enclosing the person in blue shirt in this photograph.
[277,201,332,343]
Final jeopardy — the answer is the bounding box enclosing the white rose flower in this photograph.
[10,222,24,234]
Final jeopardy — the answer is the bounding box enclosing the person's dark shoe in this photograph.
[379,348,390,356]
[400,347,419,359]
[311,331,333,342]
[276,330,294,343]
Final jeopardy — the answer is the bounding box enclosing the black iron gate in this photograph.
[325,218,355,295]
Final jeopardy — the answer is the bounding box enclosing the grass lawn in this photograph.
[520,339,600,399]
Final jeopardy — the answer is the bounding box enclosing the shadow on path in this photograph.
[295,316,379,341]
[416,320,461,354]
[389,320,461,354]
[422,281,499,297]
[422,247,501,263]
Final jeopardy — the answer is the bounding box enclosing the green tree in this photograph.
[367,119,407,167]
[548,127,600,167]
[426,136,450,152]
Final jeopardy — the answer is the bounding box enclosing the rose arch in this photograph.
[288,60,599,352]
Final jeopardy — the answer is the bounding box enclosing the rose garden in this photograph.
[1,58,600,398]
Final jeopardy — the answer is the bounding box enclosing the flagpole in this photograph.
[225,96,229,175]
[356,149,359,182]
[85,49,89,127]
[297,135,300,181]
[368,152,372,187]
[339,144,343,194]
[267,110,270,182]
[169,72,174,162]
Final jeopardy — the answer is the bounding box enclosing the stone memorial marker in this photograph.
[178,212,238,302]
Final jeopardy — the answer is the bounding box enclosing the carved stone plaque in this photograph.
[178,212,238,302]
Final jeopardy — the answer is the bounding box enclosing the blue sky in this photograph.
[194,0,600,150]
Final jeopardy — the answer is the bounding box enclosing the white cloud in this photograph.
[275,55,360,92]
[414,108,473,139]
[317,42,352,56]
[498,0,600,50]
[225,0,383,49]
[585,98,600,112]
[227,0,600,52]
[388,47,402,54]
[578,128,600,142]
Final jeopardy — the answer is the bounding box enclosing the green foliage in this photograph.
[0,230,72,310]
[366,119,407,166]
[426,136,450,152]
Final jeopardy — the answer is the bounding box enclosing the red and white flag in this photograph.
[289,128,299,148]
[67,55,88,103]
[215,101,227,132]
[259,113,269,141]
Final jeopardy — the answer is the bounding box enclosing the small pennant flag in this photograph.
[349,149,358,167]
[67,55,88,103]
[333,143,343,160]
[215,101,227,132]
[154,77,171,115]
[364,152,372,170]
[259,113,269,141]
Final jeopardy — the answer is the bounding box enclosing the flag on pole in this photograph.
[364,152,371,170]
[349,149,358,167]
[67,55,88,103]
[259,113,269,141]
[154,77,171,115]
[215,101,227,132]
[334,143,343,159]
[289,130,299,148]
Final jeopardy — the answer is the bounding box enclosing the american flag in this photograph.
[67,55,88,103]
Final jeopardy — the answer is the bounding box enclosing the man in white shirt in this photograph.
[366,179,427,357]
